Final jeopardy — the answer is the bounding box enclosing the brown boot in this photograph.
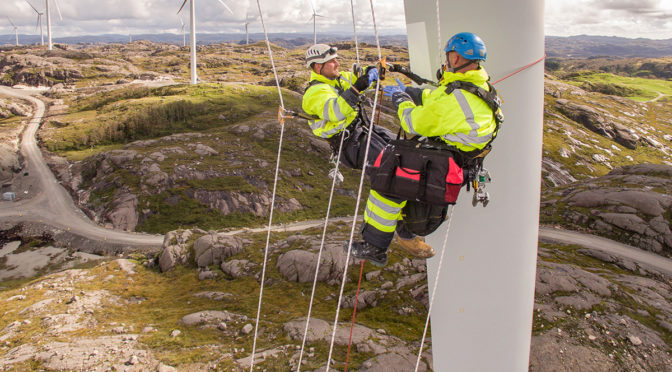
[396,236,435,258]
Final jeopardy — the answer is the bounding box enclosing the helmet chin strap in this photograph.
[447,59,476,73]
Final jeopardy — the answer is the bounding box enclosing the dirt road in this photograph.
[0,86,163,248]
[539,226,672,276]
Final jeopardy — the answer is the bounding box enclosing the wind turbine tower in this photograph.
[7,17,19,46]
[45,0,63,51]
[178,0,233,85]
[244,13,251,45]
[26,0,44,46]
[308,1,325,44]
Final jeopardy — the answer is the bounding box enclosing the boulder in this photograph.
[192,234,244,267]
[105,193,138,231]
[220,259,253,279]
[158,245,189,272]
[276,244,353,283]
[193,144,218,156]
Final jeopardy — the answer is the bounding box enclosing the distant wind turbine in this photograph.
[179,16,186,47]
[177,0,234,85]
[244,13,251,45]
[7,17,19,46]
[25,0,44,46]
[308,1,325,44]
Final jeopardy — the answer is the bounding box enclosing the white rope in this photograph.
[325,0,384,369]
[296,133,346,371]
[349,0,360,65]
[249,0,287,369]
[414,205,455,372]
[435,0,442,69]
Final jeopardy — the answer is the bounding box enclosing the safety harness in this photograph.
[439,80,503,206]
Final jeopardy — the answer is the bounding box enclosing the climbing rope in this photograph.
[325,0,384,370]
[413,205,454,372]
[249,0,287,369]
[350,0,361,65]
[492,54,546,85]
[435,0,442,68]
[296,131,347,371]
[344,260,365,372]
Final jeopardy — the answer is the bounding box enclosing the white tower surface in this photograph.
[402,0,545,371]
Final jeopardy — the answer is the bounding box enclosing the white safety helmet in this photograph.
[305,44,338,68]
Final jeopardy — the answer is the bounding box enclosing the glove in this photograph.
[353,73,371,92]
[383,78,407,97]
[391,91,412,110]
[366,67,379,85]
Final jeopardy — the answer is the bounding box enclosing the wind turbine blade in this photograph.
[7,17,17,28]
[179,15,184,26]
[52,0,63,21]
[315,13,326,18]
[25,0,39,14]
[309,0,316,13]
[215,0,233,15]
[307,15,314,22]
[35,15,40,31]
[177,0,188,14]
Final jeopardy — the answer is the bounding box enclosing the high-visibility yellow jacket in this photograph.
[302,70,361,138]
[397,67,501,152]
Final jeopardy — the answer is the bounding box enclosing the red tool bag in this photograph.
[369,138,464,205]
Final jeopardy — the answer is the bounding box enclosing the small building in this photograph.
[2,192,16,201]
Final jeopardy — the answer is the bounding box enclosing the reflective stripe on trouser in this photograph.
[362,190,406,248]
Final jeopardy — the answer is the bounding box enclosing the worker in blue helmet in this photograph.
[347,32,503,266]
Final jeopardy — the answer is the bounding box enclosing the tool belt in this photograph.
[369,136,464,206]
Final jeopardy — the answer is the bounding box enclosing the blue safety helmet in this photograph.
[444,32,487,62]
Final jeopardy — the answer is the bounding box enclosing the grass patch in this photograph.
[563,71,672,101]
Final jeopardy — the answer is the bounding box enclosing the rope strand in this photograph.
[414,206,454,371]
[350,0,360,65]
[249,0,287,370]
[326,0,385,369]
[435,0,442,68]
[492,54,546,85]
[296,132,347,371]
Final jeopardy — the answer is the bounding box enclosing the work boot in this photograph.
[344,240,388,267]
[396,235,435,258]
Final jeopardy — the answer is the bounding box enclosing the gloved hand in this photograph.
[353,73,370,92]
[366,67,379,85]
[382,78,407,97]
[391,91,412,109]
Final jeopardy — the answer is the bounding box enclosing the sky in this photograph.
[1,0,672,40]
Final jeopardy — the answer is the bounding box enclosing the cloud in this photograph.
[2,0,672,40]
[1,0,406,37]
[545,0,672,39]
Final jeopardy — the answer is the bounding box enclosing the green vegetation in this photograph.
[43,83,300,153]
[561,71,672,101]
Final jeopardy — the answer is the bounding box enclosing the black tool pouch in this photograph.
[401,201,448,236]
[328,115,393,170]
[369,134,464,205]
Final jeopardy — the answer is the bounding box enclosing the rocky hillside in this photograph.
[1,221,670,371]
[541,164,672,258]
[0,223,435,371]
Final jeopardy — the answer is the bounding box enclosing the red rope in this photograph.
[344,260,366,372]
[492,54,546,85]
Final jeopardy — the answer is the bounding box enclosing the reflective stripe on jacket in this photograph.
[397,67,501,152]
[302,70,359,138]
